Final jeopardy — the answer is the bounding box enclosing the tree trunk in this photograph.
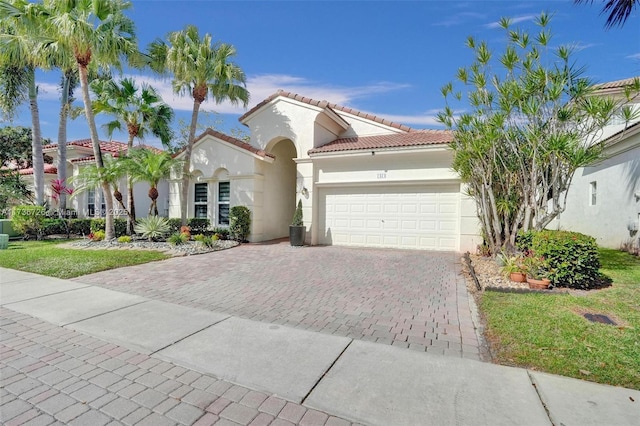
[126,133,136,235]
[28,67,44,206]
[78,63,115,240]
[57,72,70,215]
[180,99,201,226]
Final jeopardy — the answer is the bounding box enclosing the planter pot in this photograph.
[527,277,551,290]
[289,225,306,247]
[509,272,527,283]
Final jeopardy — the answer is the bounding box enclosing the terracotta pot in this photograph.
[527,277,551,289]
[509,272,527,282]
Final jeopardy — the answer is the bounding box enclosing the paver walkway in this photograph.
[0,307,357,426]
[73,243,484,360]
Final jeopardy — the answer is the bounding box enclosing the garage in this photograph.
[317,184,460,251]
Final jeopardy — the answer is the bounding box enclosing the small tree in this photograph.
[229,205,251,242]
[292,200,303,226]
[437,13,639,255]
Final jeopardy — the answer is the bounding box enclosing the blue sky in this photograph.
[8,0,640,147]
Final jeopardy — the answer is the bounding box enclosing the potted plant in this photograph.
[289,200,305,246]
[501,255,526,282]
[523,254,552,289]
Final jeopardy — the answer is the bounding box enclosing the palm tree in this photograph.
[574,0,638,28]
[45,0,137,240]
[55,68,79,216]
[91,77,174,233]
[124,148,181,216]
[148,25,249,225]
[0,1,51,205]
[71,154,129,218]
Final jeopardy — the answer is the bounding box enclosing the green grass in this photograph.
[481,248,640,390]
[0,240,170,279]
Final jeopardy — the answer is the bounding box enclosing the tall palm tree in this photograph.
[55,63,79,216]
[45,0,137,240]
[0,0,51,205]
[124,148,181,216]
[91,77,174,232]
[148,25,249,225]
[574,0,638,28]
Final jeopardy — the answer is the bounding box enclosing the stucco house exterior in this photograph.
[170,91,481,252]
[19,139,169,219]
[551,78,640,250]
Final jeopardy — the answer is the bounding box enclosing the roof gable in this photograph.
[239,90,417,133]
[177,129,275,160]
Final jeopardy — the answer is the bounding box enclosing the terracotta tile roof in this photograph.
[183,128,275,159]
[308,130,453,155]
[239,90,418,132]
[18,163,57,175]
[42,139,128,153]
[594,77,639,90]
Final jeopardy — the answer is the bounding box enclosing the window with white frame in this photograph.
[217,181,230,225]
[194,183,208,219]
[87,188,95,217]
[589,181,597,206]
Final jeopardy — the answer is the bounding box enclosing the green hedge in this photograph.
[517,230,606,289]
[188,218,210,234]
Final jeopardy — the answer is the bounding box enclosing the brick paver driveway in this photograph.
[73,242,483,360]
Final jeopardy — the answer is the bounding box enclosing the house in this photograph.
[20,139,169,219]
[551,78,640,250]
[170,91,481,252]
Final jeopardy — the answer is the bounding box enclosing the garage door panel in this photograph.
[319,185,459,251]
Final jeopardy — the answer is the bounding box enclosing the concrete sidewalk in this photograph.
[1,268,639,426]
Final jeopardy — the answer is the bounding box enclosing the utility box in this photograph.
[0,219,19,238]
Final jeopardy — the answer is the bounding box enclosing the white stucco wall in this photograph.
[552,136,640,249]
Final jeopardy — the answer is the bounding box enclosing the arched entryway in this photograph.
[262,138,297,240]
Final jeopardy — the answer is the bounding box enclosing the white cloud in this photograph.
[568,42,600,52]
[125,73,412,116]
[626,53,640,60]
[485,14,536,29]
[36,82,61,101]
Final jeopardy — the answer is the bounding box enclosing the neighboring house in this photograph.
[19,139,169,219]
[551,78,640,250]
[170,90,481,252]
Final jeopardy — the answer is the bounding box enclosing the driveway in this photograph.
[73,242,484,360]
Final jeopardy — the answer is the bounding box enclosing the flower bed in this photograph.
[65,238,238,256]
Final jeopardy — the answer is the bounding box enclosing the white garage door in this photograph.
[318,185,459,251]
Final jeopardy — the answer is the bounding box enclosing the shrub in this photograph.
[134,216,171,241]
[89,230,105,241]
[212,227,229,240]
[117,235,132,243]
[90,218,127,237]
[187,218,210,234]
[90,218,106,233]
[193,233,206,242]
[517,230,604,289]
[11,205,46,238]
[167,232,189,246]
[291,200,303,226]
[42,218,67,236]
[180,226,191,239]
[229,206,251,241]
[198,234,218,248]
[166,218,182,234]
[68,219,92,236]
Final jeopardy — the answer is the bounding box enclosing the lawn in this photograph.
[481,248,640,390]
[0,240,170,279]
